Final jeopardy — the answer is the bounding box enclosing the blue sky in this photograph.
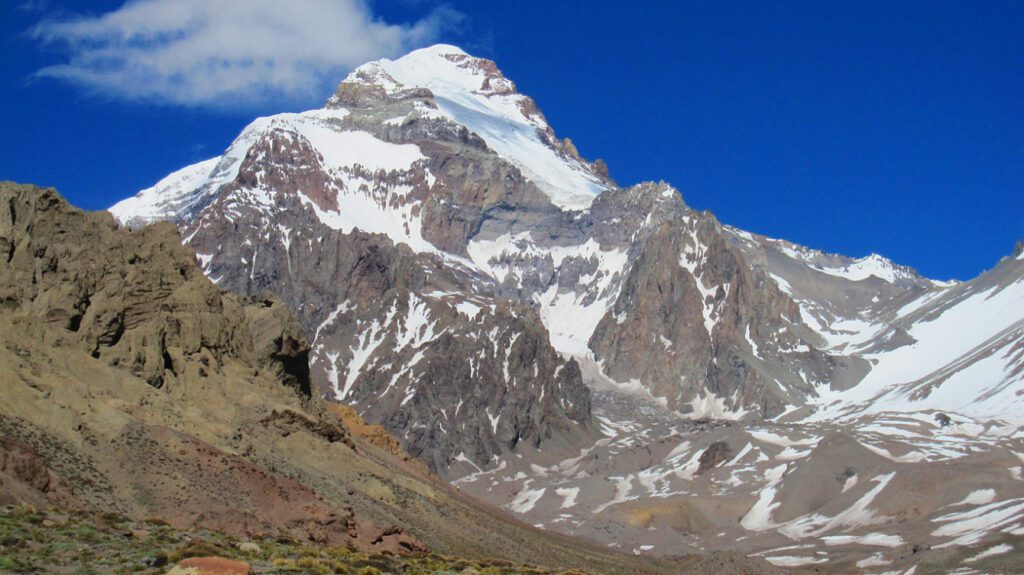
[2,1,1021,280]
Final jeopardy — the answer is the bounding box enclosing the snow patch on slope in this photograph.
[110,158,221,226]
[111,108,353,227]
[810,253,916,284]
[813,278,1024,423]
[468,233,629,355]
[300,124,424,172]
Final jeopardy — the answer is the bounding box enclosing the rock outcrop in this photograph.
[0,182,361,545]
[0,183,311,397]
[590,205,841,417]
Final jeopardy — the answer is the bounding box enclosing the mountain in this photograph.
[109,44,1024,571]
[727,227,1024,423]
[109,44,842,451]
[1,181,791,574]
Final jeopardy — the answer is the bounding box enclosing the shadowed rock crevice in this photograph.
[696,441,732,475]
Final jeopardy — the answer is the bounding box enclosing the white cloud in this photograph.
[31,0,458,108]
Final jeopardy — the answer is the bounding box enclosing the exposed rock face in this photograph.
[313,288,590,471]
[329,404,410,460]
[590,208,841,417]
[180,174,593,471]
[0,183,311,397]
[0,435,81,510]
[695,441,732,475]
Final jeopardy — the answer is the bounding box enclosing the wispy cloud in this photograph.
[30,0,459,108]
[18,1,49,12]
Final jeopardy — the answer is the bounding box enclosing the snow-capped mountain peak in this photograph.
[343,44,502,97]
[113,44,611,232]
[338,44,610,210]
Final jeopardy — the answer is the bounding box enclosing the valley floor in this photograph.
[453,358,1024,575]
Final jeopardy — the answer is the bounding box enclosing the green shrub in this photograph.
[272,557,298,570]
[169,540,224,561]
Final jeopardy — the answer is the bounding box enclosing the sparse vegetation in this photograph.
[0,506,597,574]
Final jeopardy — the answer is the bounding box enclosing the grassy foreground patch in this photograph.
[0,506,591,575]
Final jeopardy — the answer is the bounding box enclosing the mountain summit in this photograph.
[110,44,1024,569]
[112,44,610,227]
[339,44,612,209]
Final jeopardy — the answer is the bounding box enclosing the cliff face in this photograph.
[589,208,841,417]
[0,183,311,397]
